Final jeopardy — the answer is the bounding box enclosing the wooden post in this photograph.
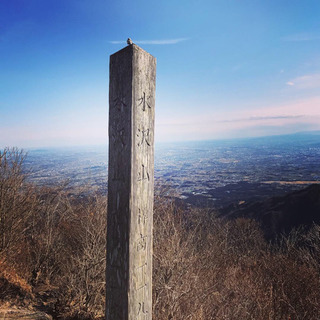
[106,43,156,320]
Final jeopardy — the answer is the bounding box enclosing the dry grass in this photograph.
[153,198,320,320]
[1,148,320,319]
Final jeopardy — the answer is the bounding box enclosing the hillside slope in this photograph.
[222,184,320,239]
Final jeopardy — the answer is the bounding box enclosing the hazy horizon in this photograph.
[2,130,315,151]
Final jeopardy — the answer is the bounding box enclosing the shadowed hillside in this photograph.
[222,184,320,239]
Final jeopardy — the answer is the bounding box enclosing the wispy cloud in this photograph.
[282,33,320,42]
[110,38,188,45]
[156,96,320,141]
[219,115,304,123]
[286,74,320,89]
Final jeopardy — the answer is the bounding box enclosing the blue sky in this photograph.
[1,0,320,147]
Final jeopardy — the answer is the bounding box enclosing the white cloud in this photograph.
[286,74,320,89]
[110,38,188,45]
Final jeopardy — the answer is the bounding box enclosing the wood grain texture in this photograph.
[107,44,156,320]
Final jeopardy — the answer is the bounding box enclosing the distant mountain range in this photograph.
[222,184,320,240]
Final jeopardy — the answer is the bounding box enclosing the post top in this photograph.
[110,41,155,59]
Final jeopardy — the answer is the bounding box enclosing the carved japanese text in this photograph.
[137,92,152,111]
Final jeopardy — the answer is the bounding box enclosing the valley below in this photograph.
[25,132,320,209]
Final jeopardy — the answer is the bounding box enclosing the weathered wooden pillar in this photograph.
[106,43,156,320]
